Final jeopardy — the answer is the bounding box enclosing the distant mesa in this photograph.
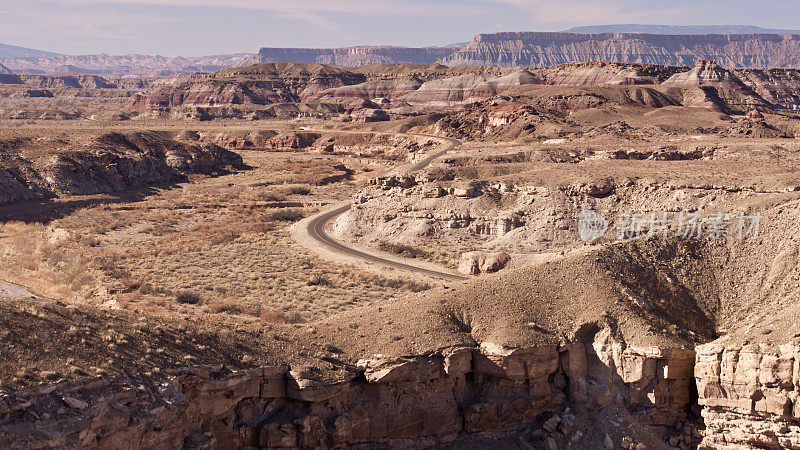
[6,25,800,78]
[260,31,800,69]
[442,32,800,68]
[564,24,800,35]
[258,46,457,67]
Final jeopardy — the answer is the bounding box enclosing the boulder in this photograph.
[457,251,511,275]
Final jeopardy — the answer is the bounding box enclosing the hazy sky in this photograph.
[2,0,799,56]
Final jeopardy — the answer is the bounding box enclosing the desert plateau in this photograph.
[3,4,800,450]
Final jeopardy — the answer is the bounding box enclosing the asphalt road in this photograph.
[0,281,36,298]
[306,134,468,282]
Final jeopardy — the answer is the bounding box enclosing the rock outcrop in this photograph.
[0,132,243,204]
[131,63,366,109]
[441,32,800,68]
[660,60,772,112]
[398,70,541,107]
[0,335,696,449]
[458,251,511,275]
[696,343,800,448]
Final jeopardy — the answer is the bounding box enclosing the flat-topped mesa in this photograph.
[441,32,800,68]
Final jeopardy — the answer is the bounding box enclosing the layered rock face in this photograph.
[258,46,458,67]
[0,62,12,75]
[661,60,773,112]
[398,70,541,107]
[696,343,800,448]
[0,132,243,204]
[0,334,696,448]
[441,32,800,68]
[732,68,800,110]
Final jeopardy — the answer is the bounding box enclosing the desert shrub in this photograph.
[307,272,332,286]
[366,274,432,292]
[378,242,430,259]
[206,299,243,315]
[249,222,275,233]
[268,208,304,222]
[286,185,311,196]
[213,286,228,295]
[259,309,286,324]
[406,281,432,292]
[257,191,287,202]
[210,230,239,245]
[176,291,202,305]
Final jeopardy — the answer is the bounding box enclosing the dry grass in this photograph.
[0,148,430,324]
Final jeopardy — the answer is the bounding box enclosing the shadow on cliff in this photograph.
[0,182,180,224]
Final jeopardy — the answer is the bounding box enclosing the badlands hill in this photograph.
[442,32,800,68]
[130,60,800,114]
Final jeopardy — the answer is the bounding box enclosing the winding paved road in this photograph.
[0,281,36,298]
[305,134,469,282]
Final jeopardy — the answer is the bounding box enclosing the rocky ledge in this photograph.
[0,132,244,205]
[0,330,696,449]
[696,343,800,448]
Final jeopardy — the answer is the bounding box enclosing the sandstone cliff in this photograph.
[0,334,696,448]
[441,32,800,68]
[696,343,800,448]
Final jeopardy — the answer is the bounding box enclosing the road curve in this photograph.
[305,134,469,282]
[0,280,37,298]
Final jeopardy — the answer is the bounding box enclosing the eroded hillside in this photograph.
[1,60,800,449]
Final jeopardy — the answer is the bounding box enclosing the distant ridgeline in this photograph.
[260,32,800,68]
[257,46,458,67]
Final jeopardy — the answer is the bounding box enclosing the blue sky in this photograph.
[1,0,799,56]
